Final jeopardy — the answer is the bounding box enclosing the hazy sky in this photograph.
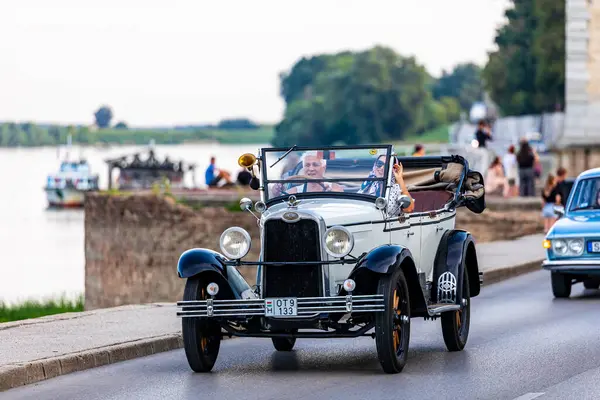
[1,0,510,126]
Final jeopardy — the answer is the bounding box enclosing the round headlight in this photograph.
[219,227,251,259]
[568,239,584,255]
[323,226,354,258]
[553,239,568,255]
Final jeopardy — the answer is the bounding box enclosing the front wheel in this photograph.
[182,278,222,372]
[441,269,470,351]
[551,272,571,298]
[374,267,411,374]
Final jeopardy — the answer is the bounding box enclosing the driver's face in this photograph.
[303,155,325,178]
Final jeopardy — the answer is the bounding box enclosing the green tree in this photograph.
[482,0,564,115]
[274,46,430,146]
[433,63,483,111]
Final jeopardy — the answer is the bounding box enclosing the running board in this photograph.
[428,304,461,315]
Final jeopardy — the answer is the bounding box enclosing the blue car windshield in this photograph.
[569,177,600,211]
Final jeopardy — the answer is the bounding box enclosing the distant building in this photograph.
[558,0,600,175]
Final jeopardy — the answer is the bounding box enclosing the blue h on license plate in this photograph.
[265,298,297,317]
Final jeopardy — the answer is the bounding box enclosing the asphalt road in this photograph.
[3,270,600,400]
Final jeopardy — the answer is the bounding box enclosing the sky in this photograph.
[0,0,510,126]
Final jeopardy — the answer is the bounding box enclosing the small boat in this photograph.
[44,135,99,208]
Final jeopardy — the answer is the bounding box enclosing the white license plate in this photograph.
[591,241,600,252]
[265,298,297,317]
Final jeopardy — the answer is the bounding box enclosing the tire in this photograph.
[441,268,471,352]
[272,337,296,351]
[182,278,222,372]
[551,272,571,298]
[583,278,600,290]
[375,267,411,374]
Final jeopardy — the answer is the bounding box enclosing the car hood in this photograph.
[264,198,381,228]
[549,212,600,238]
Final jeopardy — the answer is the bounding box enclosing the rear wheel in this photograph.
[441,269,471,351]
[583,278,600,290]
[551,272,571,298]
[375,267,411,374]
[182,278,222,372]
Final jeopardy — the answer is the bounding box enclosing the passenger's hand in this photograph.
[393,162,404,181]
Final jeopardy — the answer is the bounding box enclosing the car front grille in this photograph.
[263,218,322,298]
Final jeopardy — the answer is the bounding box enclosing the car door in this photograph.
[387,213,422,270]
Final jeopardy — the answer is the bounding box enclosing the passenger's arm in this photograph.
[393,163,414,213]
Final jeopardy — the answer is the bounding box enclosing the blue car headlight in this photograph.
[551,238,584,256]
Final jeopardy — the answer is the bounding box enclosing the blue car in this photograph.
[542,168,600,298]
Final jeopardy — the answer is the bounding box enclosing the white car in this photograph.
[176,145,486,374]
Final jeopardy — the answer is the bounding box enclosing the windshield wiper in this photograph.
[269,144,297,168]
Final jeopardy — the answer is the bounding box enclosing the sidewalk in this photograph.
[0,233,547,392]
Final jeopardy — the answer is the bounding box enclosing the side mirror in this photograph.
[240,197,253,211]
[398,195,412,210]
[553,205,565,218]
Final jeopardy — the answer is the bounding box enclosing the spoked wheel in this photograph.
[441,269,470,351]
[182,278,222,372]
[375,267,411,374]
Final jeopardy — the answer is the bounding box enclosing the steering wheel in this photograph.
[274,175,328,196]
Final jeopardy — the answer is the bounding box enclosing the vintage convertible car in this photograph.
[542,168,600,298]
[176,145,486,374]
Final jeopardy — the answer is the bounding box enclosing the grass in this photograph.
[0,295,84,323]
[401,124,451,144]
[91,126,275,146]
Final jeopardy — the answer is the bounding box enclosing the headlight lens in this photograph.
[324,226,354,258]
[219,227,251,259]
[568,238,584,255]
[552,238,584,256]
[553,239,568,255]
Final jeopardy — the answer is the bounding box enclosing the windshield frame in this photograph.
[567,177,600,213]
[259,144,394,205]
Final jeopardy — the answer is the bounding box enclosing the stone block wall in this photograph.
[84,193,260,310]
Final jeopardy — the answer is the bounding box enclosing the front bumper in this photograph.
[542,259,600,273]
[176,294,384,319]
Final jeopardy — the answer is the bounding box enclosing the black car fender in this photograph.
[431,230,481,304]
[346,245,428,316]
[177,248,251,300]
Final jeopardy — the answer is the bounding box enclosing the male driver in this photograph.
[284,152,344,194]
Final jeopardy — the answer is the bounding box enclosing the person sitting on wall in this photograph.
[205,156,234,188]
[236,168,252,186]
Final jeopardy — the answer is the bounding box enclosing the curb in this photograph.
[0,334,183,392]
[482,259,544,286]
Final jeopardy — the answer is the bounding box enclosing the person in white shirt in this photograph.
[502,145,518,197]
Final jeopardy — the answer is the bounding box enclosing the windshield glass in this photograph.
[262,146,392,201]
[569,177,600,211]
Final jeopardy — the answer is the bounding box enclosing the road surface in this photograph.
[3,270,600,400]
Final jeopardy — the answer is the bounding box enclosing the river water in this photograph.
[0,142,267,304]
